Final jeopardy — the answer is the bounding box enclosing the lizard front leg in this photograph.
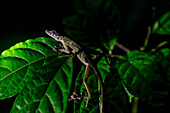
[58,43,71,54]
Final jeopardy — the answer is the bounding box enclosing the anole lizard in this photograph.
[45,30,104,113]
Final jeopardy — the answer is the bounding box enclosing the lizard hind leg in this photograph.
[83,63,91,107]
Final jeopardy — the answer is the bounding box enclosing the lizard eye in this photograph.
[52,30,56,34]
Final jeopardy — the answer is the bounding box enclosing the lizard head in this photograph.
[45,30,61,41]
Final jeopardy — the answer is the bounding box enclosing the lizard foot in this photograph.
[53,46,58,52]
[69,92,91,107]
[68,92,82,101]
[53,48,63,55]
[53,46,64,55]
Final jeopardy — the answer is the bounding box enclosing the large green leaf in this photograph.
[116,50,168,106]
[63,0,120,51]
[0,37,74,112]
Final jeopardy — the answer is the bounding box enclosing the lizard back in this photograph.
[62,36,81,54]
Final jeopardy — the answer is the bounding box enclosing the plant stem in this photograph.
[115,42,131,53]
[140,26,151,51]
[132,97,139,113]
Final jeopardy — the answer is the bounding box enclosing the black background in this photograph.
[0,0,152,53]
[0,1,74,53]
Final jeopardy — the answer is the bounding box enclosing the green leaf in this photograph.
[155,48,170,90]
[63,0,120,51]
[98,57,129,113]
[103,67,129,113]
[97,57,110,81]
[153,12,170,35]
[116,50,168,106]
[11,58,73,113]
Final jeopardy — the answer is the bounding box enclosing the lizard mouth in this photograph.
[45,30,51,35]
[45,30,55,37]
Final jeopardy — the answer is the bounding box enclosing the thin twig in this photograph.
[140,26,151,51]
[106,54,124,58]
[151,41,169,52]
[115,42,131,53]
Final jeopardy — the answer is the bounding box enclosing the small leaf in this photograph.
[116,50,168,106]
[97,57,110,81]
[153,12,170,35]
